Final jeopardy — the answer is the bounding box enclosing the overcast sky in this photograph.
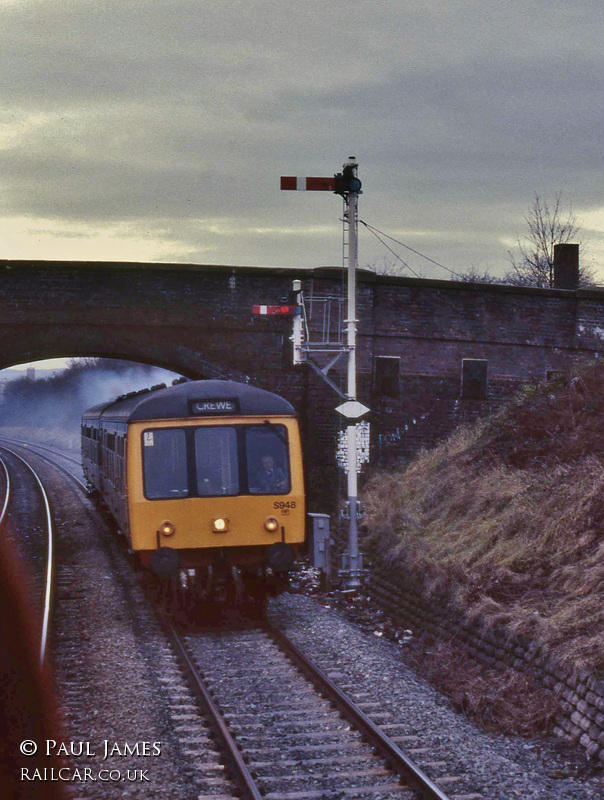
[1,0,604,281]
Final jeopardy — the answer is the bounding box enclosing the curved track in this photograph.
[0,435,85,490]
[0,445,55,666]
[0,455,11,525]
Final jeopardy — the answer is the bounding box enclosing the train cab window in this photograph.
[142,429,188,499]
[194,427,239,496]
[246,425,290,495]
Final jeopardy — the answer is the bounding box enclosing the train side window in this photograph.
[142,429,188,500]
[246,425,290,495]
[194,427,239,496]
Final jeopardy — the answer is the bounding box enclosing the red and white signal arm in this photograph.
[280,176,335,191]
[253,304,299,316]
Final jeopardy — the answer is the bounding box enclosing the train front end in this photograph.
[125,384,305,597]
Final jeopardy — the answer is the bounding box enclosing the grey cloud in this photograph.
[1,0,603,277]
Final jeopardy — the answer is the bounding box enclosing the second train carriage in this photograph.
[81,379,305,599]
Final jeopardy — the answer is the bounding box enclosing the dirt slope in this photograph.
[362,362,604,671]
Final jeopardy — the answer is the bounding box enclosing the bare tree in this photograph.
[364,255,425,278]
[506,193,594,287]
[456,266,500,284]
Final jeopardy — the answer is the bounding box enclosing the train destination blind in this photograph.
[190,399,239,415]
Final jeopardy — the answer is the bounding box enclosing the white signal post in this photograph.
[292,279,304,365]
[342,162,363,588]
[281,157,366,588]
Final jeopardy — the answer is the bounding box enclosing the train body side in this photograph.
[82,411,129,537]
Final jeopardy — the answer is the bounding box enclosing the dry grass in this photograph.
[362,362,604,672]
[407,642,560,736]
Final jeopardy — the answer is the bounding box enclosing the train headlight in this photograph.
[264,517,279,533]
[212,517,229,533]
[159,521,175,536]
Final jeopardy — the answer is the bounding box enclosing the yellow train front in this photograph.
[82,379,305,601]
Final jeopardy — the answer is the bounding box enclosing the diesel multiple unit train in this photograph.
[81,379,305,601]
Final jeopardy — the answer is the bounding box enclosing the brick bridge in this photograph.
[2,259,604,510]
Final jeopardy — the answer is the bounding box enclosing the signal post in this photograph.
[279,158,368,588]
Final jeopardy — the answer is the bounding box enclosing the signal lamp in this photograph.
[212,517,229,533]
[264,517,279,533]
[334,164,362,196]
[159,521,175,536]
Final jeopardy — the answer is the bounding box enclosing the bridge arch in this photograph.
[0,332,249,383]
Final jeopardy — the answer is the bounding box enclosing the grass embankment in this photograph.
[363,363,604,677]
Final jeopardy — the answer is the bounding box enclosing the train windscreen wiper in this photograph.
[262,419,288,446]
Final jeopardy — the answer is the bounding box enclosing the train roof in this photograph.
[81,379,296,423]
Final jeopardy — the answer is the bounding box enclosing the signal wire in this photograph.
[359,221,422,278]
[359,220,464,279]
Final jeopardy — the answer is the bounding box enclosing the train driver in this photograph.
[255,455,287,493]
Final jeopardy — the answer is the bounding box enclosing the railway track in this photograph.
[161,615,462,800]
[2,437,478,799]
[2,438,234,798]
[0,435,85,488]
[0,445,55,665]
[2,437,599,799]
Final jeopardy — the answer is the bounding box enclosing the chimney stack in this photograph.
[553,243,579,289]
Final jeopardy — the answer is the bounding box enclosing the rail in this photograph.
[0,445,56,667]
[268,621,453,800]
[161,616,264,800]
[0,436,87,492]
[157,609,454,800]
[0,455,11,526]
